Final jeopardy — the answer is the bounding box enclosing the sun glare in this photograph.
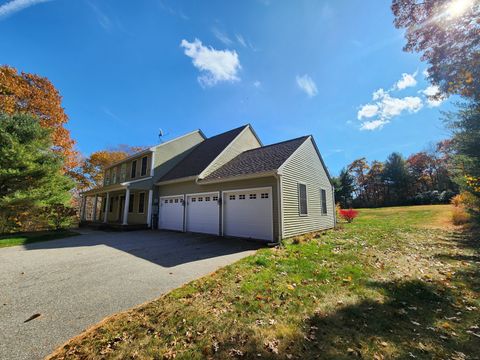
[446,0,473,18]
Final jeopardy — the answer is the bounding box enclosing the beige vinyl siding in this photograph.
[158,176,279,240]
[99,131,203,194]
[152,131,205,180]
[200,126,261,178]
[281,138,334,238]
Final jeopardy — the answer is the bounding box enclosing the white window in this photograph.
[229,195,236,200]
[205,197,210,201]
[249,194,256,199]
[140,156,148,176]
[298,183,308,216]
[320,189,327,215]
[120,163,126,182]
[213,196,218,201]
[198,197,203,202]
[105,170,111,186]
[239,194,246,200]
[131,160,137,179]
[261,193,269,199]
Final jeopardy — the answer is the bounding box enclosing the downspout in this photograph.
[271,172,283,247]
[332,184,337,227]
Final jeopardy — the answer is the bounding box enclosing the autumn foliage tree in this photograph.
[392,0,480,214]
[0,66,78,171]
[333,142,458,208]
[392,0,479,100]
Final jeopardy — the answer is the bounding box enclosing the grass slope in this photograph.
[0,230,79,248]
[49,205,479,359]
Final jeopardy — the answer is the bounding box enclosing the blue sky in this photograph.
[0,0,453,175]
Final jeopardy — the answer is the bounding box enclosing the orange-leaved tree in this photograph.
[0,65,77,171]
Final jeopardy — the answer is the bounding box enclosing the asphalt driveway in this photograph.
[0,230,260,360]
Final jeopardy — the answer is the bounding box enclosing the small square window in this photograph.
[239,194,246,200]
[169,199,173,203]
[261,193,269,199]
[229,195,236,200]
[198,197,203,202]
[249,194,257,199]
[191,198,196,202]
[174,199,179,203]
[205,196,210,201]
[213,196,218,201]
[164,199,168,204]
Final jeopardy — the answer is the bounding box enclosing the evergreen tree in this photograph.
[0,113,74,232]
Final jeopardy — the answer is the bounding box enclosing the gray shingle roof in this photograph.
[159,125,248,182]
[202,136,309,181]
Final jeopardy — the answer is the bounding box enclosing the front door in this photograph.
[118,196,125,222]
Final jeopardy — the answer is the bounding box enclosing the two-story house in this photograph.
[80,124,336,242]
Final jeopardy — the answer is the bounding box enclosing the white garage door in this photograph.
[223,188,273,241]
[186,192,220,235]
[159,195,184,231]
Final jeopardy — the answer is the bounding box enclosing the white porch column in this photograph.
[123,188,130,225]
[93,194,98,221]
[146,189,153,228]
[81,196,87,221]
[104,192,110,223]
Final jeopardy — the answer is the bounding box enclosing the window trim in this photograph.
[320,188,327,215]
[140,156,148,176]
[138,192,146,214]
[298,182,308,216]
[131,160,137,179]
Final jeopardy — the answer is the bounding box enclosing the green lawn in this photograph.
[48,205,479,359]
[0,230,79,248]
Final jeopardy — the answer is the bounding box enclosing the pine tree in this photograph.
[0,113,74,232]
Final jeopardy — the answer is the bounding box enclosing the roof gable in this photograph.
[159,125,248,182]
[202,136,309,181]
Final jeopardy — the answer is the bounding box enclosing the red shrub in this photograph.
[338,208,359,223]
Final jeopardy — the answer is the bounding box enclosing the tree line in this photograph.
[333,142,458,208]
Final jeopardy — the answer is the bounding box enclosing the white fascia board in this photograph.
[197,170,277,185]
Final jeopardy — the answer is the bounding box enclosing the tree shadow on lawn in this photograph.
[215,228,480,359]
[221,279,479,359]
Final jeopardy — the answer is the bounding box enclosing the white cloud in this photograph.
[372,88,387,100]
[180,39,241,87]
[379,93,423,118]
[236,34,247,47]
[296,74,318,98]
[212,27,233,46]
[395,71,417,90]
[421,85,444,107]
[360,119,389,131]
[357,104,379,120]
[357,89,423,130]
[0,0,51,19]
[88,2,112,30]
[253,80,261,88]
[422,68,430,78]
